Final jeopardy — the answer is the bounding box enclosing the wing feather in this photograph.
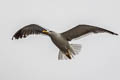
[12,24,48,40]
[61,24,118,41]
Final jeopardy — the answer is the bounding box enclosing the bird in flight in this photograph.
[12,24,118,60]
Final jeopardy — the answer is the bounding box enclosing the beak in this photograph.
[42,30,48,34]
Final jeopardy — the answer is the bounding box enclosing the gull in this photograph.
[12,24,118,60]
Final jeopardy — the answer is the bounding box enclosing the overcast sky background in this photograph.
[0,0,120,80]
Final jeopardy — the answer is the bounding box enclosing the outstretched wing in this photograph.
[61,24,118,41]
[12,24,48,40]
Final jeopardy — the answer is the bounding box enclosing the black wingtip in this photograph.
[113,33,119,35]
[103,29,119,36]
[12,34,20,40]
[12,37,13,40]
[110,32,119,36]
[12,36,15,40]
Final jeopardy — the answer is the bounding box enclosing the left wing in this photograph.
[61,24,118,41]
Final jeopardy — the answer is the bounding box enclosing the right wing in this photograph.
[12,24,48,40]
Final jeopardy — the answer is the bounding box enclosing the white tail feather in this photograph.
[58,51,68,60]
[70,44,82,55]
[58,44,82,60]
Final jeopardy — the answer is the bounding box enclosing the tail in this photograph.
[58,44,82,60]
[70,44,82,55]
[58,51,69,60]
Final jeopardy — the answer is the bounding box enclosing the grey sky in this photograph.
[0,0,120,80]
